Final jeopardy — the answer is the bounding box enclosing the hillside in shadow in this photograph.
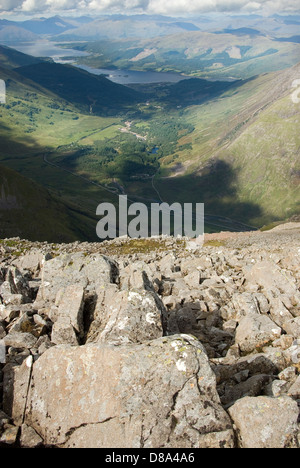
[154,159,263,230]
[16,62,144,116]
[0,134,99,243]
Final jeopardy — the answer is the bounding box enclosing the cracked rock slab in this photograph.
[51,285,85,345]
[24,335,234,448]
[36,253,119,304]
[95,289,164,345]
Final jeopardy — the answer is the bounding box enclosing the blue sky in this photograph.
[0,0,299,18]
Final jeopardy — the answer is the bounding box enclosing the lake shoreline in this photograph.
[5,40,192,85]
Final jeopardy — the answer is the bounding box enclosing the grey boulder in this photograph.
[25,336,234,448]
[229,396,299,448]
[235,315,282,353]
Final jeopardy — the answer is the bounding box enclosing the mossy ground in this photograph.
[103,238,186,256]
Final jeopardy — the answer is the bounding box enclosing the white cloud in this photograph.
[147,0,300,15]
[0,0,23,10]
[21,0,46,12]
[0,0,299,15]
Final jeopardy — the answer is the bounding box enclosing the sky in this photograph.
[0,0,299,18]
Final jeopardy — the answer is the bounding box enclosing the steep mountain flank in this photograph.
[156,63,300,227]
[0,45,43,69]
[0,165,96,242]
[17,62,143,115]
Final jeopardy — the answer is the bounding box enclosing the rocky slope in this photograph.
[0,225,300,448]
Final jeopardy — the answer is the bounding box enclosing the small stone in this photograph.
[57,285,85,336]
[288,376,300,399]
[0,322,6,340]
[36,336,54,355]
[223,320,238,334]
[184,271,201,288]
[0,424,19,445]
[278,367,297,382]
[51,317,79,346]
[0,410,11,426]
[284,318,300,338]
[221,375,271,407]
[264,379,290,398]
[4,332,37,350]
[279,335,295,350]
[0,305,20,323]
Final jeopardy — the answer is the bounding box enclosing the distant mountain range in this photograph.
[214,28,264,37]
[0,25,38,42]
[19,16,88,35]
[0,14,299,43]
[71,29,300,81]
[0,15,92,40]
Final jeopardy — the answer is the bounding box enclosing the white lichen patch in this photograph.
[171,341,181,352]
[128,292,142,301]
[176,359,187,372]
[66,362,75,381]
[146,312,156,325]
[118,316,129,330]
[142,297,154,307]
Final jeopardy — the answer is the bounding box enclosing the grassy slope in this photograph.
[220,88,300,223]
[0,65,121,148]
